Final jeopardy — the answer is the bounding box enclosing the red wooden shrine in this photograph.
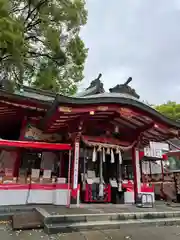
[0,76,179,206]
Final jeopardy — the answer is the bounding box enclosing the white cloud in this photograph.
[80,0,180,104]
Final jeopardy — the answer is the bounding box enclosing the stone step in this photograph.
[44,217,180,234]
[44,211,180,225]
[0,206,36,222]
[0,210,36,222]
[12,211,43,230]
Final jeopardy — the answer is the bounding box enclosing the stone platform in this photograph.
[43,202,180,215]
[1,202,180,234]
[39,203,180,234]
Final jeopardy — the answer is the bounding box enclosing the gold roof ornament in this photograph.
[119,107,134,118]
[97,106,109,111]
[59,106,72,113]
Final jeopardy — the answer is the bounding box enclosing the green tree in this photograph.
[0,0,88,95]
[154,101,180,121]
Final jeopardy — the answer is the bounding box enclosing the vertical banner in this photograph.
[135,149,141,193]
[73,142,80,189]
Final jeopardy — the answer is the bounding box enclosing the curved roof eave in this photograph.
[55,94,180,129]
[0,89,53,107]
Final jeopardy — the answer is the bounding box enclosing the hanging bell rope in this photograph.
[119,150,122,164]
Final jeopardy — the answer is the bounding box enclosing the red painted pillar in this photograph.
[132,147,141,203]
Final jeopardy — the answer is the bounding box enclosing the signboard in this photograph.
[73,142,80,189]
[144,147,162,158]
[24,124,62,142]
[150,142,169,151]
[144,141,169,158]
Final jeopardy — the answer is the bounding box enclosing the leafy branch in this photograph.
[0,0,88,95]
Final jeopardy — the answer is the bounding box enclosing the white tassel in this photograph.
[97,145,102,152]
[106,148,110,154]
[111,149,115,163]
[92,147,97,162]
[102,148,106,162]
[119,150,122,164]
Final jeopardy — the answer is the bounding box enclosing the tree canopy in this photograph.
[154,101,180,121]
[0,0,88,95]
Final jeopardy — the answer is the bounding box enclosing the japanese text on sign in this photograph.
[144,147,162,158]
[73,142,80,189]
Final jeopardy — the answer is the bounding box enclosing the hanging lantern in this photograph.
[106,147,110,154]
[92,147,97,162]
[111,149,115,163]
[102,148,106,162]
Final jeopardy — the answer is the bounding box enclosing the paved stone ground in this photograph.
[2,224,180,240]
[44,202,180,215]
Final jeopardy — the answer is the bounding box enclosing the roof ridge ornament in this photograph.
[86,73,104,93]
[109,77,140,99]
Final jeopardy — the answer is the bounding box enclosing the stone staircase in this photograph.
[1,205,180,234]
[41,211,180,234]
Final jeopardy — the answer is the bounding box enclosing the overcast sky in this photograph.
[80,0,180,104]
